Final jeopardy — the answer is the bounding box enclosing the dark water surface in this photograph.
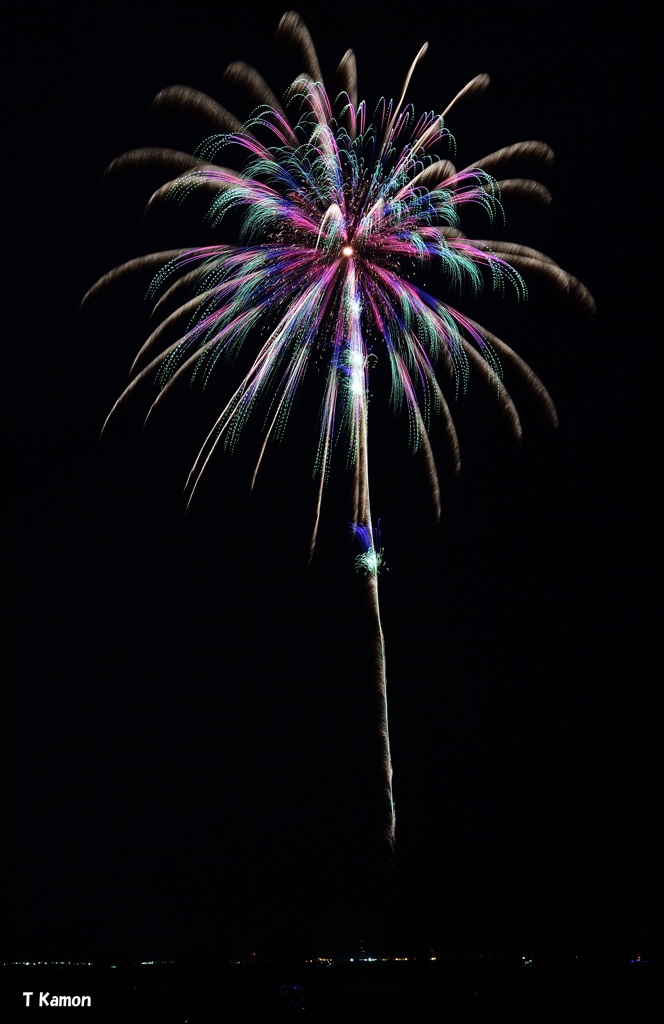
[3,954,655,1021]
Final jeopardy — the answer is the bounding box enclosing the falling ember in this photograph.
[85,10,594,849]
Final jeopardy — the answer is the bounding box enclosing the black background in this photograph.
[7,0,658,961]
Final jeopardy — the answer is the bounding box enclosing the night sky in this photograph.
[8,1,658,960]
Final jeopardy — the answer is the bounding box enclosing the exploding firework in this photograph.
[85,11,593,846]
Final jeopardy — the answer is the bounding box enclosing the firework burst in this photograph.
[85,11,594,847]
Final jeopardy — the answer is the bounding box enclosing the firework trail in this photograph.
[85,11,594,847]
